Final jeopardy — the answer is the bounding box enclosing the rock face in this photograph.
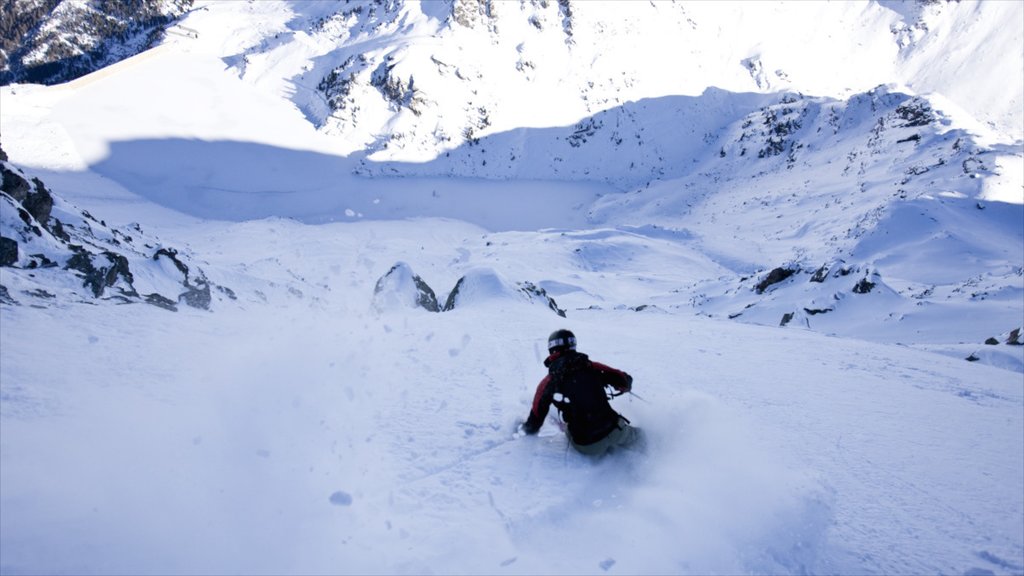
[755,266,798,294]
[0,236,17,266]
[852,277,877,294]
[372,262,441,313]
[65,250,135,299]
[0,149,223,310]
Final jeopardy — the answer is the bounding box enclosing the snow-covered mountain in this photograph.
[279,0,1023,161]
[3,0,1020,364]
[0,0,193,85]
[0,1,1022,574]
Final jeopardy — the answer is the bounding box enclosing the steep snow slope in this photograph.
[1,217,1021,575]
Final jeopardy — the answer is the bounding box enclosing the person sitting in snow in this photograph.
[519,329,643,456]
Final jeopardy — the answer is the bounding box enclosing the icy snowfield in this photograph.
[1,1,1022,575]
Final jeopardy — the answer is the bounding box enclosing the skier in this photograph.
[519,329,643,456]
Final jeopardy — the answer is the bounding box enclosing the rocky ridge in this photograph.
[0,142,228,311]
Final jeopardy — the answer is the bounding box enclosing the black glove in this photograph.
[520,417,541,435]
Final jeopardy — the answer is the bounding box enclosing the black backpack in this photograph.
[549,352,621,444]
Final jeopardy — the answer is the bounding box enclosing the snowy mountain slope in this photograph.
[0,0,194,85]
[582,88,1024,365]
[5,1,1015,354]
[0,0,1022,574]
[0,1,1018,354]
[16,22,1017,367]
[233,0,1022,162]
[1,226,1021,574]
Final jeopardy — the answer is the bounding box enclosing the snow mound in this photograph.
[441,267,565,317]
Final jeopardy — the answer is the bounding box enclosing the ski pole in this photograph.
[627,390,649,403]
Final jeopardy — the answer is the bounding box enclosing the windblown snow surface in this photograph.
[1,1,1022,575]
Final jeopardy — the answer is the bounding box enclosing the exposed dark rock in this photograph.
[51,218,71,242]
[756,266,798,294]
[26,254,57,268]
[558,0,573,42]
[105,252,135,293]
[1007,328,1022,346]
[411,275,440,312]
[965,353,980,362]
[65,251,100,295]
[16,205,42,235]
[810,264,829,283]
[152,247,212,309]
[153,247,189,276]
[24,178,54,224]
[852,278,876,294]
[65,250,135,298]
[0,164,31,202]
[0,236,17,266]
[373,262,440,312]
[804,307,833,315]
[984,337,1000,345]
[442,276,465,312]
[180,280,211,310]
[0,141,7,162]
[217,285,238,300]
[0,284,16,305]
[895,99,934,127]
[780,312,795,326]
[520,281,566,317]
[25,288,55,299]
[145,293,178,311]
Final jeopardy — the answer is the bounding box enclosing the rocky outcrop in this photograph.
[755,266,798,294]
[0,149,225,310]
[0,236,17,266]
[372,262,441,312]
[852,275,878,294]
[372,263,565,317]
[65,249,136,299]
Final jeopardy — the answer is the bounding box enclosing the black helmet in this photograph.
[548,329,576,353]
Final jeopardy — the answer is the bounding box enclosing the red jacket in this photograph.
[522,350,632,445]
